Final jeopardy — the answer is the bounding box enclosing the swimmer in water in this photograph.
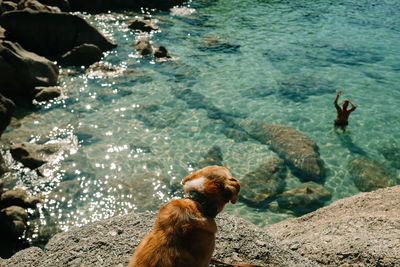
[334,90,357,133]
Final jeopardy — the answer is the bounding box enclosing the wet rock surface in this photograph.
[60,43,103,67]
[265,186,400,266]
[128,17,159,33]
[0,212,316,266]
[33,86,61,102]
[348,156,398,192]
[10,141,66,169]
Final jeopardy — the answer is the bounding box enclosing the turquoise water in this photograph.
[2,0,400,240]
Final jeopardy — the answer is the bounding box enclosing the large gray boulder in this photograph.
[265,186,400,266]
[0,93,15,136]
[0,40,59,100]
[68,0,186,13]
[0,212,316,266]
[0,10,116,60]
[240,121,324,181]
[348,156,398,192]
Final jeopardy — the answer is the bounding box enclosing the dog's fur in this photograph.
[129,166,240,267]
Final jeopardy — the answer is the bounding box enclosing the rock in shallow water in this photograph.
[348,156,398,192]
[240,157,286,207]
[240,121,324,181]
[0,93,15,137]
[276,182,331,215]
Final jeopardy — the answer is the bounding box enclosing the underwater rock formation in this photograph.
[240,157,286,207]
[240,121,324,181]
[276,182,331,215]
[348,156,398,192]
[128,17,159,33]
[197,146,224,169]
[380,142,400,169]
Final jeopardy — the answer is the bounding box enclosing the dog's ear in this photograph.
[223,178,240,204]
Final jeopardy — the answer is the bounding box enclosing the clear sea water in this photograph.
[1,0,400,242]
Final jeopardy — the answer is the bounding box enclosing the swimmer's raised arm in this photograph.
[334,90,341,109]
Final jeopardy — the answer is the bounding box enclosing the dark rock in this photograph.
[154,45,171,59]
[1,1,18,13]
[0,40,59,100]
[0,93,15,136]
[60,43,103,67]
[348,156,398,192]
[0,25,5,38]
[276,182,331,215]
[240,157,286,207]
[0,154,8,176]
[0,188,42,209]
[0,205,28,240]
[197,146,224,169]
[68,0,186,13]
[240,121,324,181]
[10,142,63,169]
[17,0,61,13]
[0,10,116,60]
[36,0,70,12]
[33,86,61,102]
[380,142,400,169]
[128,17,158,32]
[134,37,153,56]
[266,186,400,266]
[0,212,315,266]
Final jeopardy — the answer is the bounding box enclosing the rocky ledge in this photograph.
[2,186,400,266]
[0,213,315,267]
[265,185,400,266]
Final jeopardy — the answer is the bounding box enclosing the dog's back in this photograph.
[129,199,217,267]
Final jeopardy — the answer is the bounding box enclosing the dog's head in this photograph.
[182,166,240,212]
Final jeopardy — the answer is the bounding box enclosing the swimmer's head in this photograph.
[342,100,349,108]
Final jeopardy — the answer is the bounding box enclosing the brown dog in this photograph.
[129,165,240,267]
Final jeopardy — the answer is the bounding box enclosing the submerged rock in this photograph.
[240,157,286,207]
[0,10,116,60]
[197,146,224,169]
[276,182,331,215]
[348,156,398,192]
[0,40,59,100]
[265,186,400,266]
[134,37,171,61]
[0,93,15,136]
[240,121,324,181]
[380,142,400,169]
[10,141,65,169]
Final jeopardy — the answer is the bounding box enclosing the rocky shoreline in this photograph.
[1,186,399,266]
[1,0,400,265]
